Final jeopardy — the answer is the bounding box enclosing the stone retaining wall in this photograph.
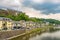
[0,30,25,40]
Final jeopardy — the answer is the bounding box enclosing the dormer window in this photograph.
[3,18,5,20]
[6,19,7,20]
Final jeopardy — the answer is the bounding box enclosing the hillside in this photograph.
[0,9,22,16]
[0,8,60,24]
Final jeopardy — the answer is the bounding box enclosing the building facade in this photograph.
[0,17,12,30]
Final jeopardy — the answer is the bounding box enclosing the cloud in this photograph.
[0,0,60,20]
[24,0,60,4]
[51,0,60,4]
[47,13,60,20]
[21,7,43,17]
[21,7,60,20]
[31,0,45,4]
[23,1,60,14]
[0,0,23,7]
[55,6,60,10]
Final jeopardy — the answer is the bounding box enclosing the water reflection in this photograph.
[29,31,60,40]
[13,35,30,40]
[11,31,60,40]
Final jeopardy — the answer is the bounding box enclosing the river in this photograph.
[29,31,60,40]
[11,30,60,40]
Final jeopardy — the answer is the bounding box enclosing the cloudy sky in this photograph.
[0,0,60,20]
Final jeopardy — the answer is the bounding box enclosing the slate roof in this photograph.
[0,17,12,21]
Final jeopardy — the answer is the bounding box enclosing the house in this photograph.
[20,20,26,27]
[12,21,21,29]
[0,17,12,30]
[25,21,36,29]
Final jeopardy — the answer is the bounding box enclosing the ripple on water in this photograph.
[29,31,60,40]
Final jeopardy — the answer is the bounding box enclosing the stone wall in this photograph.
[0,30,25,40]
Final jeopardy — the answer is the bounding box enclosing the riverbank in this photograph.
[7,28,40,40]
[0,29,25,40]
[0,26,59,40]
[7,27,50,40]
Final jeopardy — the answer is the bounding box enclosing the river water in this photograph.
[11,31,60,40]
[29,31,60,40]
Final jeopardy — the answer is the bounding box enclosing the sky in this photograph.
[0,0,60,20]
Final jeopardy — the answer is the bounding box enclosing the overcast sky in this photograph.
[0,0,60,20]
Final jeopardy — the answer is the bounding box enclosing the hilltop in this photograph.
[0,8,22,16]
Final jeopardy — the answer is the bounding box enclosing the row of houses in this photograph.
[0,17,26,30]
[0,17,51,30]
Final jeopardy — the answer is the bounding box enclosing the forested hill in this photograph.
[0,8,60,24]
[0,9,22,16]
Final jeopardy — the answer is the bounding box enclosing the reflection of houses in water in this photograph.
[54,24,60,29]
